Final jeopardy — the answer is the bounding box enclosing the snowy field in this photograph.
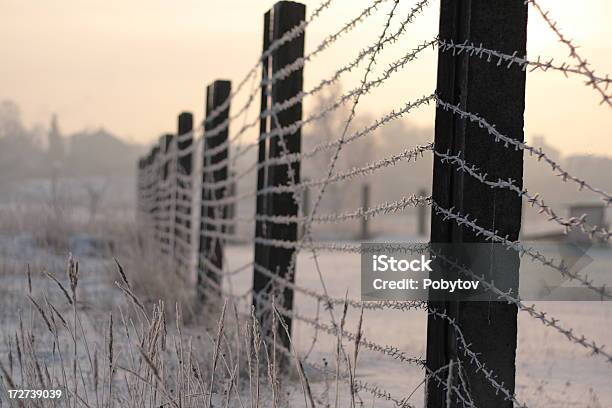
[0,231,610,407]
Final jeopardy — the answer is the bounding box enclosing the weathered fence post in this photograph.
[253,7,273,324]
[159,133,175,255]
[252,1,306,350]
[426,1,527,407]
[360,183,370,240]
[224,172,236,236]
[136,157,145,225]
[198,80,231,303]
[174,112,194,273]
[151,144,161,244]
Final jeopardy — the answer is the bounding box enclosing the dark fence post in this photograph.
[360,183,370,240]
[253,7,273,327]
[159,134,174,255]
[426,1,527,407]
[252,1,306,351]
[136,157,145,225]
[151,144,161,244]
[198,80,232,303]
[175,112,194,273]
[224,172,236,236]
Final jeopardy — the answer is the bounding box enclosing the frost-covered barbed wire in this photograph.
[432,249,612,365]
[252,263,425,313]
[202,35,437,166]
[201,94,435,191]
[262,325,472,408]
[201,284,472,407]
[257,295,475,407]
[268,334,473,408]
[147,134,203,165]
[353,363,473,408]
[430,201,612,300]
[438,39,612,87]
[526,0,612,107]
[201,3,426,208]
[258,143,433,196]
[265,36,437,139]
[203,0,336,126]
[136,3,612,402]
[352,380,418,408]
[434,149,612,241]
[175,125,202,144]
[203,230,357,252]
[199,228,429,255]
[244,230,612,393]
[199,141,432,207]
[262,65,305,217]
[255,290,426,367]
[204,193,431,228]
[200,253,427,313]
[202,0,392,142]
[201,5,430,328]
[262,0,400,90]
[247,3,409,321]
[435,97,612,205]
[426,305,528,408]
[202,0,432,153]
[205,260,254,278]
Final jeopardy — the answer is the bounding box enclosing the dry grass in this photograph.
[0,232,360,408]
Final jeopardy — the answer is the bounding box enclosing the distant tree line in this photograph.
[0,100,145,188]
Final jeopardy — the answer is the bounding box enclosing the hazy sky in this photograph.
[1,0,611,156]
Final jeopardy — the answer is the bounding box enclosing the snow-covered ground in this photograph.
[0,231,610,407]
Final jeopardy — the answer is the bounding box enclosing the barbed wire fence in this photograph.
[136,0,612,406]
